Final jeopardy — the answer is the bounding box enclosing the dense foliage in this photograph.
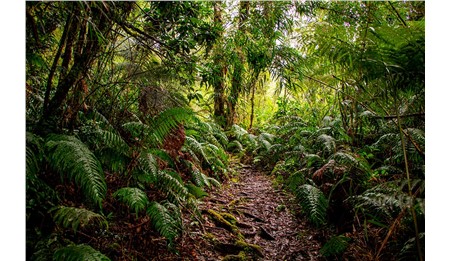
[26,1,424,260]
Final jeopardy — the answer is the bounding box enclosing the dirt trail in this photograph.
[189,165,323,260]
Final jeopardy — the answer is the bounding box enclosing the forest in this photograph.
[25,1,425,260]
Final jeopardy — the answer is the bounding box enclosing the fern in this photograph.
[90,128,130,173]
[352,180,424,222]
[149,107,193,145]
[52,206,108,233]
[316,134,336,156]
[398,233,425,260]
[136,151,159,184]
[277,121,307,137]
[186,120,228,150]
[94,128,129,156]
[113,187,150,217]
[184,136,227,172]
[53,244,110,261]
[157,170,188,204]
[330,151,370,173]
[45,135,106,207]
[303,153,324,168]
[320,235,350,257]
[191,167,208,187]
[122,121,151,141]
[186,184,208,199]
[286,170,306,192]
[296,184,328,227]
[147,201,181,246]
[26,132,44,177]
[227,140,244,152]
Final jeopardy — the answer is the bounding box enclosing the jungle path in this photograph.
[187,164,323,260]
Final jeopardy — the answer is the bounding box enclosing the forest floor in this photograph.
[158,162,326,260]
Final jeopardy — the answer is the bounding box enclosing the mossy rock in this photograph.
[222,251,247,261]
[235,239,264,257]
[207,209,239,233]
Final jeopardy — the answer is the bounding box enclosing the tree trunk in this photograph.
[212,1,226,127]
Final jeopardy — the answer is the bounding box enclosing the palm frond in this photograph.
[147,201,182,246]
[45,135,106,207]
[52,206,108,233]
[113,187,150,217]
[295,184,328,227]
[53,244,110,261]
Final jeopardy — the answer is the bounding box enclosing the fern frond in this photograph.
[227,140,244,152]
[53,244,110,261]
[303,153,324,168]
[147,201,181,246]
[122,121,151,140]
[296,184,328,227]
[113,187,150,217]
[191,168,208,187]
[277,121,307,136]
[94,129,129,156]
[137,151,159,184]
[45,135,106,207]
[184,136,206,162]
[207,176,221,187]
[331,151,370,173]
[353,186,408,221]
[149,107,193,145]
[186,184,208,199]
[52,206,108,233]
[27,145,40,178]
[26,132,43,177]
[91,109,114,131]
[157,170,188,204]
[398,233,425,260]
[287,170,306,192]
[316,134,336,156]
[320,235,350,257]
[230,124,248,139]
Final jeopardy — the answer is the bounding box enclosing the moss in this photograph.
[222,251,247,261]
[207,209,239,233]
[221,212,237,224]
[203,232,217,242]
[234,239,264,257]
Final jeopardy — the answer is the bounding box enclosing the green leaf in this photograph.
[296,184,328,227]
[53,244,110,261]
[113,187,150,217]
[52,206,107,233]
[46,135,106,207]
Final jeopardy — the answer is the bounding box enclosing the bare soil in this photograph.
[183,164,325,261]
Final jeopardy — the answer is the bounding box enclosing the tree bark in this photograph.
[212,1,226,127]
